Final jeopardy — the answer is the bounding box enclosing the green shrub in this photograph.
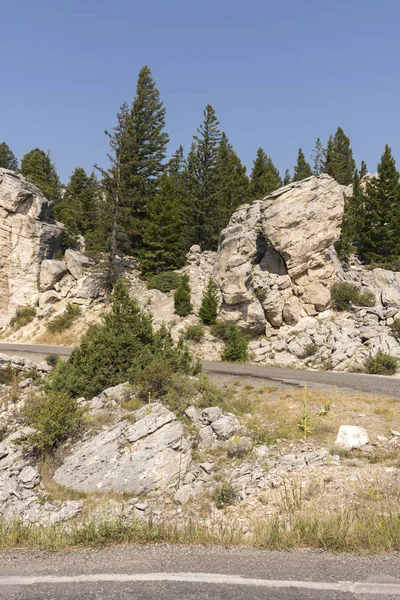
[199,278,219,325]
[10,305,36,328]
[221,324,248,363]
[210,319,231,341]
[45,354,59,367]
[330,282,376,311]
[46,304,81,333]
[183,323,205,342]
[49,280,199,399]
[214,483,236,509]
[365,351,399,376]
[135,357,176,401]
[0,363,17,385]
[389,319,400,341]
[174,274,192,317]
[21,391,84,455]
[146,272,182,293]
[254,287,267,303]
[300,343,318,359]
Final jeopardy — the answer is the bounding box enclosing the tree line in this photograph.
[1,65,399,280]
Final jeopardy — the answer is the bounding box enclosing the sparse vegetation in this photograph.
[330,282,376,311]
[45,354,60,367]
[183,323,205,342]
[199,278,219,325]
[221,324,248,363]
[0,363,17,385]
[46,303,81,333]
[214,482,236,509]
[10,305,36,328]
[389,318,400,341]
[254,287,267,303]
[210,319,231,340]
[146,272,182,293]
[365,351,399,375]
[300,343,318,358]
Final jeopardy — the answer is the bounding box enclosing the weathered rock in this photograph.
[211,413,240,440]
[39,260,68,292]
[0,169,63,324]
[335,425,369,449]
[38,290,61,308]
[74,275,104,299]
[64,249,93,279]
[54,403,191,494]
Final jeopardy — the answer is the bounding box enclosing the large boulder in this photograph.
[214,175,344,331]
[64,249,93,279]
[54,403,191,494]
[39,259,68,292]
[0,169,63,324]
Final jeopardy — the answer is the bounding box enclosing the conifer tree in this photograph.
[185,104,222,250]
[283,169,291,185]
[324,127,356,185]
[335,169,365,262]
[141,147,187,275]
[174,274,192,317]
[359,160,368,179]
[250,148,282,199]
[20,148,61,204]
[199,278,219,325]
[311,138,325,175]
[359,145,400,264]
[0,142,18,171]
[214,132,250,235]
[292,148,313,182]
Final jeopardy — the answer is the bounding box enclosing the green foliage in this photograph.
[250,148,282,200]
[365,351,399,376]
[359,160,368,179]
[311,137,325,175]
[174,274,192,317]
[20,148,61,204]
[10,305,36,329]
[221,324,248,363]
[146,271,182,292]
[0,142,18,171]
[357,291,376,307]
[21,391,83,455]
[283,168,291,185]
[183,323,205,342]
[210,319,231,341]
[0,363,17,385]
[324,127,356,185]
[199,278,219,325]
[254,287,267,303]
[330,282,375,311]
[389,319,400,341]
[45,354,59,367]
[301,343,318,358]
[214,483,236,509]
[298,398,313,437]
[49,279,198,399]
[335,170,365,262]
[46,304,81,333]
[135,357,175,401]
[292,148,313,182]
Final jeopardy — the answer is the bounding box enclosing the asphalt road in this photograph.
[1,342,400,397]
[0,546,399,599]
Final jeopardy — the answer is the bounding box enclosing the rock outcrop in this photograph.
[214,175,345,332]
[0,169,63,324]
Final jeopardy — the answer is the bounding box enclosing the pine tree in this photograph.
[283,169,291,185]
[250,148,282,199]
[335,169,365,262]
[359,145,400,264]
[185,104,222,250]
[121,66,169,253]
[141,147,187,275]
[199,278,219,325]
[359,160,368,179]
[0,142,18,171]
[292,148,313,182]
[214,132,250,235]
[311,138,325,175]
[20,148,61,204]
[324,127,356,185]
[174,274,192,317]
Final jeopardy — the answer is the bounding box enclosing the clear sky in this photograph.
[2,0,399,183]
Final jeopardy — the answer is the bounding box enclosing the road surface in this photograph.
[0,546,399,599]
[0,342,400,397]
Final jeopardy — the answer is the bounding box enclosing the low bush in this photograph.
[146,272,182,293]
[254,287,267,303]
[214,483,237,509]
[210,319,231,341]
[21,391,84,455]
[135,357,176,401]
[389,319,400,341]
[300,343,318,359]
[199,278,219,325]
[221,324,248,363]
[46,304,81,333]
[10,305,36,328]
[331,282,376,311]
[0,363,17,385]
[365,351,399,376]
[174,274,192,317]
[45,354,59,367]
[183,323,205,342]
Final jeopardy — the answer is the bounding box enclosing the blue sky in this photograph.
[1,0,399,182]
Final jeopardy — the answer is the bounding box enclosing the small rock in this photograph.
[135,502,148,511]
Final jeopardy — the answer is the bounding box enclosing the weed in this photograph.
[10,305,36,328]
[297,392,313,437]
[46,304,81,333]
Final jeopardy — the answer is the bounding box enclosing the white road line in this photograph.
[0,572,399,594]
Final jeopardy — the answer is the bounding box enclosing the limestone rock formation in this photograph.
[214,175,345,332]
[0,169,63,324]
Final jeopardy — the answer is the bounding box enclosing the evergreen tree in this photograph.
[174,274,192,316]
[283,169,291,185]
[359,145,400,263]
[185,104,222,250]
[0,142,18,171]
[141,147,187,275]
[292,148,313,182]
[311,137,325,175]
[20,148,61,204]
[335,169,365,262]
[214,132,250,234]
[121,66,169,253]
[359,160,368,179]
[250,148,282,199]
[324,127,356,185]
[199,278,219,325]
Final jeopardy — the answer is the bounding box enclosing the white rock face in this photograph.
[39,260,68,292]
[214,175,345,332]
[0,169,63,324]
[54,403,191,494]
[335,425,369,449]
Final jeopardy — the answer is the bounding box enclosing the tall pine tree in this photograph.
[335,169,365,262]
[292,148,313,181]
[0,142,18,171]
[250,148,282,199]
[359,160,368,179]
[311,137,325,175]
[324,127,355,185]
[20,148,61,205]
[283,169,291,185]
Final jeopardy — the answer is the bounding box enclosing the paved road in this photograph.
[0,546,399,599]
[1,342,400,397]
